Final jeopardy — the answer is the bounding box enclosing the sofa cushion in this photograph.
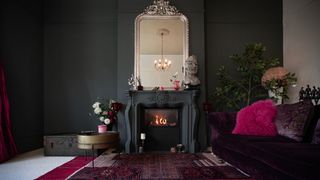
[305,105,320,142]
[275,100,314,141]
[232,99,277,136]
[213,134,320,179]
[312,118,320,144]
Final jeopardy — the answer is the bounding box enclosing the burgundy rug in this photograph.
[69,153,253,180]
[36,156,92,180]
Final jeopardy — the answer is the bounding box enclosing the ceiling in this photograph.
[140,19,184,55]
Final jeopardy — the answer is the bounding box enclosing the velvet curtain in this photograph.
[0,63,17,163]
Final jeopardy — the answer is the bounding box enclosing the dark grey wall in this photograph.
[0,0,44,152]
[205,0,283,99]
[44,0,118,134]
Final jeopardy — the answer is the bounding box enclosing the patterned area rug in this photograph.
[69,153,252,180]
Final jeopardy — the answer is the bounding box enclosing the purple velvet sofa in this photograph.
[207,104,320,180]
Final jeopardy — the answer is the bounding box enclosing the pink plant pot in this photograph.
[98,124,107,133]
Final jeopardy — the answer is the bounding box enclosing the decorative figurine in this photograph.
[306,85,311,99]
[316,87,320,104]
[299,87,305,101]
[299,85,320,105]
[184,55,200,89]
[311,86,317,99]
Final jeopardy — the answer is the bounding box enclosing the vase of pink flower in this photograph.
[261,67,297,104]
[92,99,122,131]
[170,72,180,90]
[173,80,180,90]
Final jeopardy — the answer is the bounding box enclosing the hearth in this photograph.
[141,108,180,151]
[124,90,200,153]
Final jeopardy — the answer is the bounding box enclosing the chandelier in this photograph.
[154,29,172,71]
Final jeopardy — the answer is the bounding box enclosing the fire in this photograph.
[155,115,167,125]
[149,115,177,126]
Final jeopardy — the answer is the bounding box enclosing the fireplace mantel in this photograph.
[124,90,200,153]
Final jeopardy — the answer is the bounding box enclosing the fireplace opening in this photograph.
[145,109,178,127]
[141,108,180,151]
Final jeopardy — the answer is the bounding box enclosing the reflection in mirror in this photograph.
[139,19,184,88]
[135,0,188,89]
[153,28,172,71]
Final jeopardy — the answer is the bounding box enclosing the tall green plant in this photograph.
[209,43,279,111]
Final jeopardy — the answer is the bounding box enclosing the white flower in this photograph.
[92,102,101,109]
[173,72,178,77]
[94,107,102,114]
[104,118,111,125]
[128,74,135,86]
[99,117,104,122]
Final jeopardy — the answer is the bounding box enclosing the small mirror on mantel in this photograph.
[134,0,189,89]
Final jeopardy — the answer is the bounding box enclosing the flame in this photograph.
[150,114,176,127]
[155,115,167,125]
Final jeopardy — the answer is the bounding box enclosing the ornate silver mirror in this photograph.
[135,0,189,89]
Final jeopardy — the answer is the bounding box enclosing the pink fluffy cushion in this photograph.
[232,99,277,136]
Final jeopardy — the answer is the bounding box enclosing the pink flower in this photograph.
[261,67,289,85]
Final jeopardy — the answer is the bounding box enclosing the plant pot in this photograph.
[98,125,107,133]
[268,87,283,105]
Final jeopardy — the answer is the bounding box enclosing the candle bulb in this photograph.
[141,133,146,140]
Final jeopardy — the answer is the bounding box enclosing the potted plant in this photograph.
[261,67,297,104]
[170,72,180,90]
[209,43,279,111]
[92,99,122,131]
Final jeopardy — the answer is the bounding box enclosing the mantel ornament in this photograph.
[184,55,200,88]
[144,0,180,16]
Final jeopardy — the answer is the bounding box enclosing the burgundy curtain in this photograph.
[0,64,17,163]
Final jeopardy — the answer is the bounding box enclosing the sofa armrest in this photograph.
[207,112,237,142]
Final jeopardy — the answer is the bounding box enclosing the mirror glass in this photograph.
[135,2,188,89]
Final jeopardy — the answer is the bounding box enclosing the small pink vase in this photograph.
[98,124,107,133]
[173,80,180,90]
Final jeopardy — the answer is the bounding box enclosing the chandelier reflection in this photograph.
[154,28,172,71]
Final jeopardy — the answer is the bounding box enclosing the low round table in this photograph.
[77,131,120,167]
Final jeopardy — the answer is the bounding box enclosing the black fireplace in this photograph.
[141,108,180,151]
[124,90,200,153]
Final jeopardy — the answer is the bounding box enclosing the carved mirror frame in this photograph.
[134,0,189,89]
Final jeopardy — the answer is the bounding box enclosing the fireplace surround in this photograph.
[124,90,200,153]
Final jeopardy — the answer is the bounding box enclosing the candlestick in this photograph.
[139,146,144,153]
[141,133,146,140]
